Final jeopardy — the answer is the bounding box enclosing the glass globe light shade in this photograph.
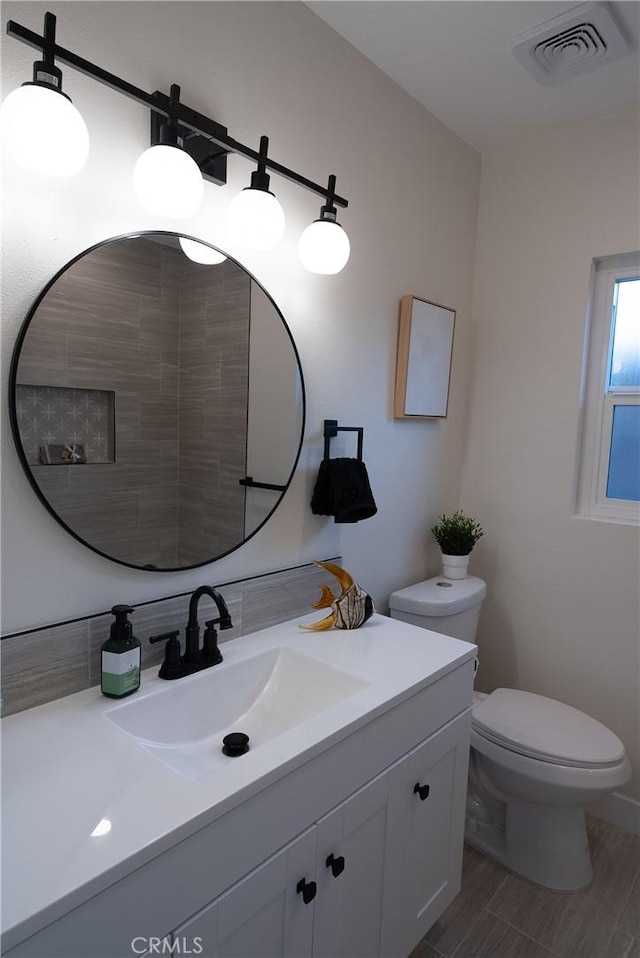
[298,219,350,275]
[133,144,204,218]
[179,237,226,265]
[226,188,285,250]
[0,84,89,176]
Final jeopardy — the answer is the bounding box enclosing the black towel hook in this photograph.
[323,419,364,462]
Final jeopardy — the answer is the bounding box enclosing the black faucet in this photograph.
[150,585,233,680]
[186,585,233,662]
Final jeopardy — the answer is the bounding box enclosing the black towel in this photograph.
[311,458,377,523]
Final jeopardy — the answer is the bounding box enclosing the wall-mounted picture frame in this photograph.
[394,295,456,418]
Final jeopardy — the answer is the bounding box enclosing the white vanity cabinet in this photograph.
[314,711,470,958]
[312,765,394,958]
[170,710,470,958]
[172,829,317,958]
[2,619,476,958]
[176,766,394,958]
[383,712,470,957]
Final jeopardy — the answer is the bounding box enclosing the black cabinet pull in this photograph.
[296,878,317,904]
[325,853,345,878]
[414,782,430,801]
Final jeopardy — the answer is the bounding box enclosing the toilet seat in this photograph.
[472,688,626,769]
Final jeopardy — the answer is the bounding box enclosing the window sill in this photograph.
[573,511,640,528]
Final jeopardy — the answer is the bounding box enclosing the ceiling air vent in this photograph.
[511,1,630,86]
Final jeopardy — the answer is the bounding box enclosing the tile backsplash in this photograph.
[0,558,341,717]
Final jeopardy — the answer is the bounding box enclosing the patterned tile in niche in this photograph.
[16,384,114,464]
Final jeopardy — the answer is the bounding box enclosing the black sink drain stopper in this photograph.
[222,732,250,757]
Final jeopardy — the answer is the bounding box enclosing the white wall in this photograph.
[1,1,480,632]
[461,108,640,807]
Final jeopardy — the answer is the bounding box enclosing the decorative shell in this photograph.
[300,560,375,631]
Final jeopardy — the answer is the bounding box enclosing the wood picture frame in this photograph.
[394,295,456,418]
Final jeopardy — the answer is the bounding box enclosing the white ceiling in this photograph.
[305,1,640,151]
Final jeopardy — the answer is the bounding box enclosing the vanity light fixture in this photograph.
[298,175,351,274]
[2,12,351,273]
[133,85,204,219]
[179,237,227,265]
[226,136,286,250]
[0,12,89,176]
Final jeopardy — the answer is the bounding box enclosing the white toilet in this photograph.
[389,575,631,891]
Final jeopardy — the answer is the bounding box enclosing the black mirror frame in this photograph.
[8,230,306,573]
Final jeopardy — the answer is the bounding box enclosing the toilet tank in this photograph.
[389,575,486,643]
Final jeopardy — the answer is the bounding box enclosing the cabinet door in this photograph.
[173,827,316,958]
[383,711,471,958]
[313,768,395,958]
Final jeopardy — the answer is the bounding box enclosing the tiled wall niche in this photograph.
[16,384,115,465]
[0,559,342,718]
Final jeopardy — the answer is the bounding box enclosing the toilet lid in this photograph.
[472,688,626,768]
[389,575,486,616]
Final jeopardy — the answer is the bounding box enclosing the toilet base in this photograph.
[465,793,593,891]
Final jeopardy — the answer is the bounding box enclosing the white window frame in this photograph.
[577,254,640,525]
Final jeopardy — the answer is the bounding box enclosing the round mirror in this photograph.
[9,232,305,571]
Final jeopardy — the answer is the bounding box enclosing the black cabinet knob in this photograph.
[296,878,317,904]
[414,782,430,801]
[325,853,345,878]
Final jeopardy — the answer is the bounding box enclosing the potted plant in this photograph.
[430,510,483,579]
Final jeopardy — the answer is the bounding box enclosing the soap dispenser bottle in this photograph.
[101,605,141,698]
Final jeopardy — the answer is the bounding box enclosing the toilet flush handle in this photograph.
[414,782,430,801]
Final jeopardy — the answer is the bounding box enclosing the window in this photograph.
[578,254,640,524]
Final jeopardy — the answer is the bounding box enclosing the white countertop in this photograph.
[1,613,475,950]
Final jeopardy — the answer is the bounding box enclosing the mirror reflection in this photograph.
[11,233,304,570]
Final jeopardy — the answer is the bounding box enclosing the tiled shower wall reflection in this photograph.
[0,559,340,717]
[15,238,250,569]
[177,253,250,566]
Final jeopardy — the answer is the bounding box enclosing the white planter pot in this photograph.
[441,553,470,580]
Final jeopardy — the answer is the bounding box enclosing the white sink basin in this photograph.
[104,646,369,778]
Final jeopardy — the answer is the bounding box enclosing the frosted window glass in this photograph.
[607,405,640,501]
[609,279,640,388]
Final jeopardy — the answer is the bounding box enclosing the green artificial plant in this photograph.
[430,510,483,556]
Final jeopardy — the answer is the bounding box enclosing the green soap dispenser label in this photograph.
[101,649,141,696]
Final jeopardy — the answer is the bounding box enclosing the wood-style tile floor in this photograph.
[411,817,640,958]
